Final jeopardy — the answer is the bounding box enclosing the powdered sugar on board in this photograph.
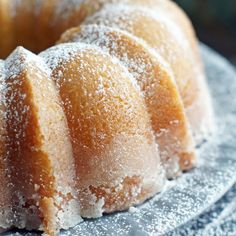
[169,182,236,236]
[5,45,236,236]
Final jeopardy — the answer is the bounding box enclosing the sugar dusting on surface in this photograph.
[170,185,236,236]
[39,42,142,94]
[59,24,174,78]
[5,46,51,78]
[40,41,166,219]
[61,46,236,235]
[83,2,214,145]
[168,46,236,236]
[84,3,190,61]
[58,24,197,179]
[0,60,12,229]
[2,47,82,231]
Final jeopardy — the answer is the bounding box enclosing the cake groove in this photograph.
[0,0,214,235]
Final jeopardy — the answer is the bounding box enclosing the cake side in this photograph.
[40,43,165,217]
[58,24,196,178]
[3,47,81,234]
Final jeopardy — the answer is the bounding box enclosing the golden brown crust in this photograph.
[4,47,80,234]
[40,43,164,217]
[58,25,196,177]
[5,66,55,231]
[84,6,198,106]
[83,3,214,141]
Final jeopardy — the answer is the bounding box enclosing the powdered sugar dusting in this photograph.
[168,182,236,236]
[40,41,166,223]
[58,25,197,179]
[83,2,213,145]
[2,47,82,232]
[62,46,236,235]
[39,42,141,93]
[59,24,174,79]
[0,60,12,229]
[5,46,51,79]
[84,3,190,60]
[0,60,5,97]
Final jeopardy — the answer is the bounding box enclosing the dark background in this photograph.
[174,0,236,64]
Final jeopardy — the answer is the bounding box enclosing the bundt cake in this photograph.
[0,0,214,235]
